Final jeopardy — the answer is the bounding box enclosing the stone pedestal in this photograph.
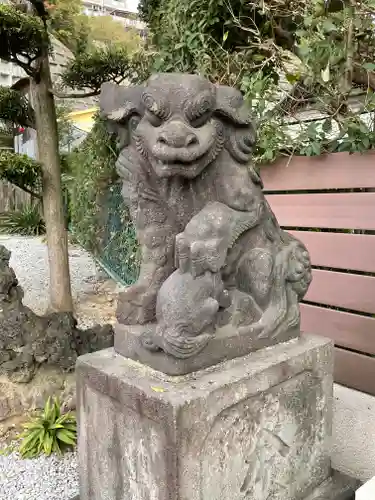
[76,334,357,500]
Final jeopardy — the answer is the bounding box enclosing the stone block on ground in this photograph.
[76,334,357,500]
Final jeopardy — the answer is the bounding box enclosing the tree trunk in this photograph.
[30,50,73,312]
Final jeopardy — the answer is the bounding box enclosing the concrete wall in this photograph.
[332,384,375,482]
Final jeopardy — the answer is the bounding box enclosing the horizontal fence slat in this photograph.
[266,192,375,230]
[306,269,375,314]
[301,304,375,355]
[261,151,375,191]
[289,231,375,272]
[334,347,375,396]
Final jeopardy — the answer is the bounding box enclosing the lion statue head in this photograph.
[100,73,256,180]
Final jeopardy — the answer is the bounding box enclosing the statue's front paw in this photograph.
[175,233,228,277]
[116,285,157,325]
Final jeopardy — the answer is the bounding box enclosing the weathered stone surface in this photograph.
[70,471,358,500]
[305,471,359,499]
[0,244,114,384]
[100,74,312,371]
[115,323,299,375]
[76,334,358,500]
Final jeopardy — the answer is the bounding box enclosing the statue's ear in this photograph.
[215,85,257,166]
[100,83,145,138]
[214,85,253,127]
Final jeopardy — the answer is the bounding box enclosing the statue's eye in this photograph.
[186,93,213,128]
[190,111,211,128]
[129,115,140,132]
[146,110,163,127]
[142,92,168,127]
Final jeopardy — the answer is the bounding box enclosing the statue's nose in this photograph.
[157,121,198,148]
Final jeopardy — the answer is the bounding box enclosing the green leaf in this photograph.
[363,63,375,72]
[311,142,321,156]
[57,430,77,446]
[285,73,300,84]
[60,424,77,433]
[362,137,370,149]
[22,422,44,430]
[223,31,228,42]
[43,397,53,421]
[49,423,65,430]
[19,432,41,457]
[52,439,62,456]
[322,20,336,32]
[322,119,332,134]
[43,433,54,456]
[56,412,75,424]
[51,397,61,422]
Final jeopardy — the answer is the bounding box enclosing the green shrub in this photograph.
[67,115,140,285]
[18,397,77,459]
[0,205,45,236]
[67,116,117,252]
[0,151,42,196]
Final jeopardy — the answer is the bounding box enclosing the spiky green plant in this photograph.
[0,205,45,236]
[18,397,77,459]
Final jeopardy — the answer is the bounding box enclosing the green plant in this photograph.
[66,115,140,285]
[0,151,42,198]
[142,0,375,164]
[0,205,45,236]
[18,397,77,459]
[61,44,138,95]
[0,87,34,128]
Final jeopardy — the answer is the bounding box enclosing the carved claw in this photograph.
[238,321,265,337]
[140,330,161,352]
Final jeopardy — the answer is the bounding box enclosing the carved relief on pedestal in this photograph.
[200,372,328,500]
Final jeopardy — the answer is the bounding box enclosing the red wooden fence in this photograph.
[263,151,375,396]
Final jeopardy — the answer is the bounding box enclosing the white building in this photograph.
[82,0,146,32]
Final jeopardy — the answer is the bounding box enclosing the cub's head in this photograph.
[101,73,255,179]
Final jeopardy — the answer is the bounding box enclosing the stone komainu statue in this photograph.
[100,73,312,364]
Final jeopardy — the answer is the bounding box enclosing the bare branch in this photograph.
[11,77,30,92]
[19,185,42,199]
[49,89,100,99]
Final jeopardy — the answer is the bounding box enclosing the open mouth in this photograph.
[153,158,210,178]
[154,148,209,165]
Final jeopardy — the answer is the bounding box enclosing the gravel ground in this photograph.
[0,450,78,500]
[0,235,98,315]
[0,235,106,500]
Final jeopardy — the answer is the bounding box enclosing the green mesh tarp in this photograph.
[96,182,140,286]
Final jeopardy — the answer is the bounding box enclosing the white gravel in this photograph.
[0,235,98,315]
[0,450,78,499]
